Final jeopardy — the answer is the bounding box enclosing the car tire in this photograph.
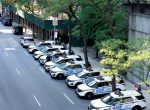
[32,49,37,54]
[116,88,121,91]
[85,92,93,99]
[75,82,82,88]
[132,106,142,110]
[57,74,64,79]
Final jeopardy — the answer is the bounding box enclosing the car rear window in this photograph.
[135,95,145,100]
[27,39,34,41]
[76,57,83,61]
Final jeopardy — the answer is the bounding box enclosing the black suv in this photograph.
[2,18,12,26]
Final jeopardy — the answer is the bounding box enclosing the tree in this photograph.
[100,38,150,92]
[95,0,127,57]
[100,39,128,91]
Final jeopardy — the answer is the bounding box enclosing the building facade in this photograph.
[124,0,150,88]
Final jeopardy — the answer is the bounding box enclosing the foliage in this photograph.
[100,38,150,92]
[100,39,128,76]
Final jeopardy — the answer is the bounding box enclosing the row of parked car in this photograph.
[20,36,146,110]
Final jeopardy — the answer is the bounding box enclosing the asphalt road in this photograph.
[0,23,90,110]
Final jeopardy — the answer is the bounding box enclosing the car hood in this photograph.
[45,61,55,66]
[35,51,42,54]
[51,67,63,72]
[67,75,81,81]
[90,99,109,108]
[40,55,47,60]
[77,83,91,91]
[29,45,35,48]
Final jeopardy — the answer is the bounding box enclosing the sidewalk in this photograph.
[72,46,150,110]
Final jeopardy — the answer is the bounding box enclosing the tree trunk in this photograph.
[112,75,116,92]
[80,24,89,68]
[68,14,72,55]
[95,49,99,58]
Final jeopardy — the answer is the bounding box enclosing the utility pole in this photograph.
[32,0,34,37]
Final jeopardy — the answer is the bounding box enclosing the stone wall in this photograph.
[128,12,150,88]
[129,13,150,39]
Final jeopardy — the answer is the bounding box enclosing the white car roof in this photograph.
[44,40,55,44]
[94,76,112,82]
[22,37,34,39]
[66,55,81,58]
[52,45,64,48]
[110,90,141,98]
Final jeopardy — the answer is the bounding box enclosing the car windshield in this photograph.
[76,72,87,78]
[87,80,97,88]
[36,42,42,47]
[101,94,119,105]
[41,47,48,52]
[53,58,60,63]
[58,64,67,69]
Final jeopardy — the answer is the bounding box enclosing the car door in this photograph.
[120,97,134,110]
[102,82,112,93]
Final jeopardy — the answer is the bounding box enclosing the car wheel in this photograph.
[85,92,93,99]
[75,82,82,88]
[116,88,121,91]
[132,106,142,110]
[32,49,37,54]
[57,74,64,79]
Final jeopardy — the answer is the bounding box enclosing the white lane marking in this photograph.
[5,51,8,56]
[33,94,42,107]
[63,93,74,104]
[39,68,45,74]
[16,68,21,76]
[24,51,29,56]
[4,48,16,51]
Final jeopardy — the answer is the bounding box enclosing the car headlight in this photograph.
[89,103,100,110]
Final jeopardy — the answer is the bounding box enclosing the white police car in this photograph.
[50,63,86,79]
[66,71,100,88]
[33,46,65,59]
[20,37,35,48]
[88,90,146,110]
[38,50,75,65]
[44,56,76,70]
[44,55,84,71]
[76,76,126,99]
[28,40,55,53]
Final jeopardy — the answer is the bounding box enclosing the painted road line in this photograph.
[24,51,29,56]
[33,94,42,107]
[5,51,8,56]
[39,68,45,74]
[4,48,16,51]
[16,68,21,76]
[63,93,74,104]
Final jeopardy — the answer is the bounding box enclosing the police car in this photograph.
[28,40,55,53]
[44,55,84,71]
[33,45,65,59]
[66,70,100,88]
[50,63,86,79]
[76,76,126,99]
[38,50,75,65]
[88,90,146,110]
[20,37,35,48]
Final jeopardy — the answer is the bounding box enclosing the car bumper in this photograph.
[66,79,76,87]
[39,59,46,65]
[33,54,41,59]
[28,48,33,53]
[50,72,57,78]
[75,89,86,97]
[44,65,50,71]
